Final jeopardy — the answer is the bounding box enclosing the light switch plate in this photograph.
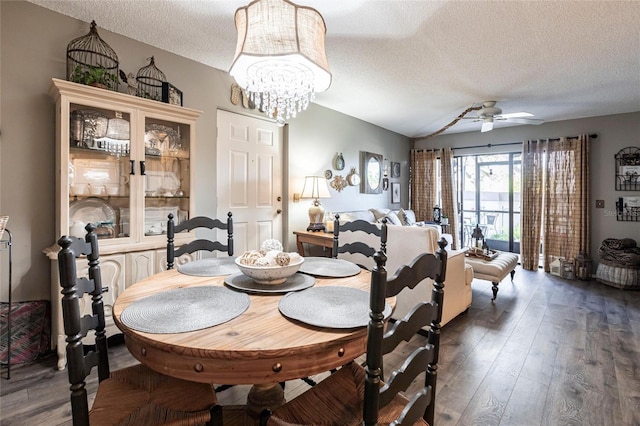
[596,200,605,208]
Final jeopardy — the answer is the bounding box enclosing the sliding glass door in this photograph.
[456,153,521,253]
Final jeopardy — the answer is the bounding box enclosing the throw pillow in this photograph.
[397,208,415,226]
[384,211,402,226]
[369,208,390,221]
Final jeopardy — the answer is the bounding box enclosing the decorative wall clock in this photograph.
[347,167,360,186]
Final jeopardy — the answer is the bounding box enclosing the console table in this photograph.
[293,230,333,257]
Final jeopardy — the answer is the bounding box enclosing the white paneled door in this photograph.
[217,110,284,254]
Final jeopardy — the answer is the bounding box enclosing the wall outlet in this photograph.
[596,200,605,208]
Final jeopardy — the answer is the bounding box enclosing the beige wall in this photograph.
[415,111,640,263]
[0,1,410,301]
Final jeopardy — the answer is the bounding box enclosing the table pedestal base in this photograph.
[246,383,285,418]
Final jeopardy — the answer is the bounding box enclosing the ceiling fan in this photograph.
[464,101,544,132]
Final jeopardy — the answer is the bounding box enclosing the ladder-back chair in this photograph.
[167,212,233,269]
[261,239,448,426]
[58,225,221,425]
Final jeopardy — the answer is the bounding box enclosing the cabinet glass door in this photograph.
[68,103,132,241]
[142,116,191,238]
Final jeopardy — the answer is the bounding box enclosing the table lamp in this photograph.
[301,176,331,231]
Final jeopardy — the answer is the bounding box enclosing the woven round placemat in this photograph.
[278,286,391,329]
[178,257,239,277]
[298,257,361,277]
[120,286,250,334]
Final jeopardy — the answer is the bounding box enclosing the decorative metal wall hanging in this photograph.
[615,146,640,191]
[330,175,347,192]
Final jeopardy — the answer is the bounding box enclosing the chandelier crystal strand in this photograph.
[244,61,316,125]
[229,0,330,125]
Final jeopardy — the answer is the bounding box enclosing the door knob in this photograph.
[276,209,282,214]
[277,196,282,201]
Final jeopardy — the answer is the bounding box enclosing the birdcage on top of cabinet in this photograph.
[136,56,167,101]
[66,20,119,91]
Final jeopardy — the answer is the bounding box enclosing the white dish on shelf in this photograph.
[69,197,116,226]
[72,159,120,186]
[145,171,180,193]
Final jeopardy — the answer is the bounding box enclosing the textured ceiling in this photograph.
[28,0,640,138]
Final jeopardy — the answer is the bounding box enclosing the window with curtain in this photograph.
[521,135,590,271]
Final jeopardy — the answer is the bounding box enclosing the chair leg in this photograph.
[207,404,223,425]
[259,408,272,426]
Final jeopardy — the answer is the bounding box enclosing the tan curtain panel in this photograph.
[440,147,459,249]
[410,149,438,222]
[520,140,546,270]
[543,135,591,270]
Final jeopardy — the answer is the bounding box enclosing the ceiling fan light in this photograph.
[229,0,332,125]
[481,119,493,132]
[500,112,533,119]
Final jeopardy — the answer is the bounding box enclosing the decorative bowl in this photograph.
[235,256,304,285]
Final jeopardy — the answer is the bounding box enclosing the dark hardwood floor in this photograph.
[1,267,639,425]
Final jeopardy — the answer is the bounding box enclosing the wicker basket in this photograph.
[595,258,640,290]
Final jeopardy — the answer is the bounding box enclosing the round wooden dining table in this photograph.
[113,265,393,418]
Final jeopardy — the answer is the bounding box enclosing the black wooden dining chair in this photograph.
[167,212,233,269]
[58,225,222,426]
[332,214,388,270]
[261,239,448,426]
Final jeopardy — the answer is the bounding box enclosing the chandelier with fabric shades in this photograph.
[229,0,331,125]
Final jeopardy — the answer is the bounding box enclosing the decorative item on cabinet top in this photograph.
[162,82,183,106]
[66,20,119,91]
[136,56,166,102]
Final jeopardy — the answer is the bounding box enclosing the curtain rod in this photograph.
[412,133,597,152]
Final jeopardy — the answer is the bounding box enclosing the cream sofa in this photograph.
[334,209,473,326]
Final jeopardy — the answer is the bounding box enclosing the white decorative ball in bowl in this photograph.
[235,256,304,285]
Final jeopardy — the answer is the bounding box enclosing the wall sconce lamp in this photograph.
[300,176,331,231]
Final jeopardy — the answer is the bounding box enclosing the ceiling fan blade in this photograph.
[498,112,533,119]
[481,121,493,132]
[505,117,545,125]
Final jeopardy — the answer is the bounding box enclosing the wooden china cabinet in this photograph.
[46,79,202,369]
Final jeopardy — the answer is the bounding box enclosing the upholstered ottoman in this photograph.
[465,252,519,301]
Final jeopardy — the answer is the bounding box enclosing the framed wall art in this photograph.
[391,182,400,203]
[391,162,401,178]
[360,151,383,194]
